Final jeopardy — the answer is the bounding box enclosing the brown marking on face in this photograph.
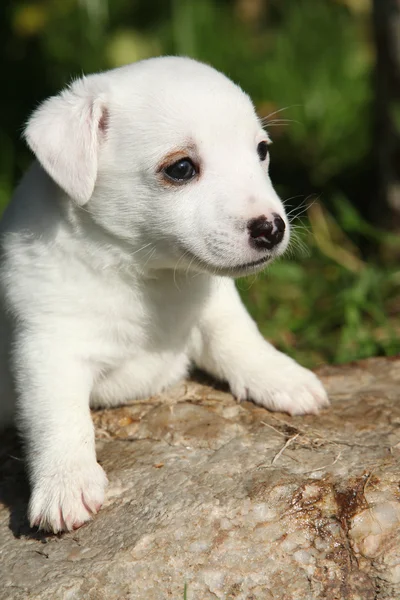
[156,141,201,186]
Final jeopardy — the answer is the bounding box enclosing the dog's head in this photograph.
[25,57,289,277]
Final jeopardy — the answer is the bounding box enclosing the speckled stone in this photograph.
[1,357,400,600]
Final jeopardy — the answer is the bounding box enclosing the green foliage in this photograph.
[0,0,398,367]
[166,0,372,186]
[239,199,400,367]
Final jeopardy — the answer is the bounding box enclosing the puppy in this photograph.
[0,57,329,533]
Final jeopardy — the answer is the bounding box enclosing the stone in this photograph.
[0,356,400,600]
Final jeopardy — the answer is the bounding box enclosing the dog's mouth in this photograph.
[235,256,271,270]
[177,250,272,277]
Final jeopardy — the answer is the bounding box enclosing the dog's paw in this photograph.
[229,354,329,416]
[28,461,108,533]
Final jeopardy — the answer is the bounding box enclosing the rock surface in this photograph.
[1,357,400,600]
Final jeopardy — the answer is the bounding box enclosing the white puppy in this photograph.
[0,57,329,533]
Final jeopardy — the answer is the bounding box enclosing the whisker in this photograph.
[260,104,302,124]
[281,194,306,206]
[138,246,156,275]
[130,242,154,257]
[263,119,301,127]
[265,119,298,124]
[286,196,319,221]
[263,123,291,128]
[185,254,197,278]
[287,230,310,258]
[173,250,190,290]
[290,223,310,233]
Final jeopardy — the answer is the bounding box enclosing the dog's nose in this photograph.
[247,214,286,250]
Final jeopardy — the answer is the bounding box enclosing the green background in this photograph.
[1,0,399,366]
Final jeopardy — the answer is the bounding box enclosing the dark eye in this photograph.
[257,141,269,161]
[164,158,197,182]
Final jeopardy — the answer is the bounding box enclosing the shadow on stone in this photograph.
[190,368,231,393]
[0,429,46,540]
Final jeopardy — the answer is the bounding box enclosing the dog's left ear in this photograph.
[24,79,107,205]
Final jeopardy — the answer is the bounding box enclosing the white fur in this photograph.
[0,57,329,533]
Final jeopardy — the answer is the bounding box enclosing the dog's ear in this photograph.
[24,79,107,205]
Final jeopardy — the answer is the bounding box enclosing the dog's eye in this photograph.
[257,141,269,162]
[164,158,197,182]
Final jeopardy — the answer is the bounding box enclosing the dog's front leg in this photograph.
[190,278,329,415]
[14,333,107,533]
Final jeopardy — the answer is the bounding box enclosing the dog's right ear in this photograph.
[24,79,107,205]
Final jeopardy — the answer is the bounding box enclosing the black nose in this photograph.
[247,214,286,250]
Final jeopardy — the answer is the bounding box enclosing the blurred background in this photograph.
[0,0,399,367]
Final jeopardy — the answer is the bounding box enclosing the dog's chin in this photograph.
[177,251,273,278]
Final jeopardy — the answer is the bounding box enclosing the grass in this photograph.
[2,0,397,370]
[239,198,400,368]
